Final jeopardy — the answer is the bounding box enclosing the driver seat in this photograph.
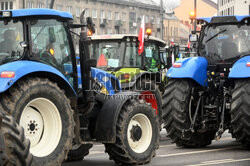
[221,41,238,60]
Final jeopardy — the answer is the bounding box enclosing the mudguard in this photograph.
[95,92,139,143]
[167,57,208,86]
[77,65,121,94]
[229,56,250,78]
[0,60,75,94]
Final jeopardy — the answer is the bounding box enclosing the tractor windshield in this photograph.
[0,20,24,65]
[91,39,160,71]
[199,23,250,61]
[90,41,125,70]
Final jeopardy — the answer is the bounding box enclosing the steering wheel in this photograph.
[40,51,58,66]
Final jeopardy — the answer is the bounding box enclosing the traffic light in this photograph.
[189,11,196,21]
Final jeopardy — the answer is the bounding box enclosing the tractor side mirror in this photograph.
[80,9,85,25]
[86,17,95,34]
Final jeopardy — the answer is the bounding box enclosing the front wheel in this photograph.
[162,79,215,147]
[0,78,74,165]
[105,99,160,165]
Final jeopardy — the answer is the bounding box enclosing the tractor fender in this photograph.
[0,61,76,95]
[91,67,121,94]
[167,57,208,86]
[121,72,161,89]
[229,56,250,78]
[95,92,139,143]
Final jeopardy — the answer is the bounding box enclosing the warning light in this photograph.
[189,11,196,20]
[1,71,15,78]
[146,28,152,36]
[247,62,250,67]
[173,63,182,68]
[49,48,55,55]
[87,30,93,36]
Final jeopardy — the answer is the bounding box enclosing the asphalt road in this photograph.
[63,131,250,166]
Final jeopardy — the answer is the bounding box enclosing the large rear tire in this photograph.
[0,113,33,166]
[0,78,74,165]
[105,99,160,165]
[231,79,250,148]
[162,79,215,147]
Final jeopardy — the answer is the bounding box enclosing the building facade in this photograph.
[163,14,180,45]
[1,0,162,38]
[218,0,250,16]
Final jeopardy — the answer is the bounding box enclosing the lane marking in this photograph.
[185,158,250,166]
[160,144,176,148]
[201,159,234,164]
[89,151,104,155]
[156,146,238,158]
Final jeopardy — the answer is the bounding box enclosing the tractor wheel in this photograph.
[105,99,160,165]
[231,79,250,148]
[67,143,93,161]
[0,78,74,165]
[135,79,162,123]
[162,79,215,148]
[0,113,33,166]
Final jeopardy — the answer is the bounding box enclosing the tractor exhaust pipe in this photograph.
[50,0,55,9]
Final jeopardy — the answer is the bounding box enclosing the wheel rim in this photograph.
[20,98,62,157]
[139,91,158,114]
[127,113,152,153]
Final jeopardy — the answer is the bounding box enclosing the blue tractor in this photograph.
[0,9,160,165]
[163,15,250,148]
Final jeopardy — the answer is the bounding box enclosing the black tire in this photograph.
[162,79,215,147]
[105,99,160,165]
[0,113,33,166]
[0,78,74,165]
[134,79,162,123]
[67,143,93,161]
[231,79,250,148]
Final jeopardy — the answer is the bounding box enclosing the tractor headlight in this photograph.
[93,78,109,95]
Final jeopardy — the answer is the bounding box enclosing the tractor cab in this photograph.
[197,16,250,64]
[89,34,166,86]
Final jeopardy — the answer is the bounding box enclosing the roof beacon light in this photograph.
[247,62,250,67]
[146,28,152,36]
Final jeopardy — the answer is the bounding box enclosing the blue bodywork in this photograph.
[197,15,250,23]
[76,65,121,95]
[229,56,250,78]
[167,57,208,86]
[0,61,75,94]
[1,8,73,19]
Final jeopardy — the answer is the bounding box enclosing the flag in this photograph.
[138,16,145,55]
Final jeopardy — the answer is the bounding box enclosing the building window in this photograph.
[9,1,13,9]
[145,15,149,23]
[122,12,126,21]
[92,9,97,18]
[57,5,62,11]
[67,6,72,14]
[157,18,160,24]
[115,12,119,20]
[27,2,34,8]
[122,29,126,34]
[85,8,89,17]
[100,10,105,19]
[107,11,112,20]
[5,2,8,10]
[38,2,43,8]
[76,8,80,17]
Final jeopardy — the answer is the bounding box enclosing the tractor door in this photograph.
[29,19,77,89]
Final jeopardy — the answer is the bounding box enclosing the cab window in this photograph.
[30,19,74,85]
